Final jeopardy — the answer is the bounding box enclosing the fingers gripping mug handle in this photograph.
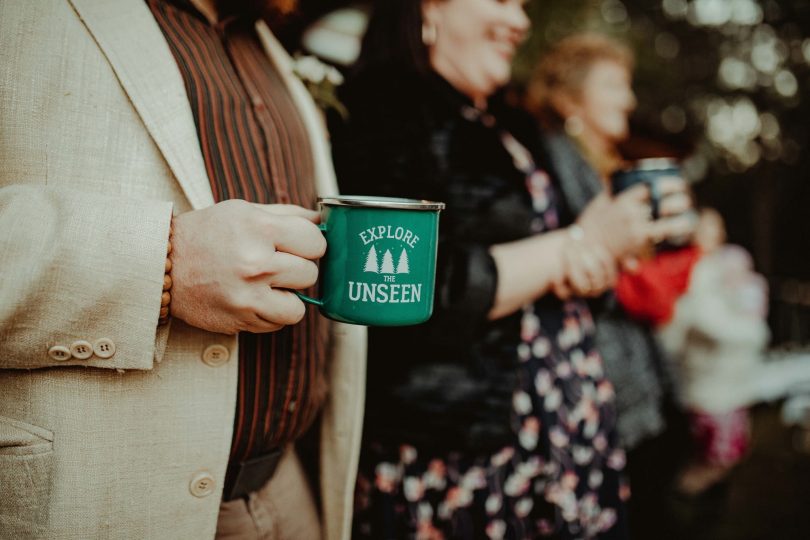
[647,180,661,220]
[293,223,327,307]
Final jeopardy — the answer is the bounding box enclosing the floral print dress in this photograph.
[353,131,627,540]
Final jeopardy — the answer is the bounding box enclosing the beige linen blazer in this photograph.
[0,1,366,539]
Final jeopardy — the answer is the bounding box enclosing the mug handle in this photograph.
[294,291,324,307]
[292,222,327,307]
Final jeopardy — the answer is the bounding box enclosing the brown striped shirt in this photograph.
[147,0,329,486]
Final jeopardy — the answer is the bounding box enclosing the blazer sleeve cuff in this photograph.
[0,185,173,370]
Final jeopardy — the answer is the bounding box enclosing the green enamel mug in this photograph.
[296,196,445,326]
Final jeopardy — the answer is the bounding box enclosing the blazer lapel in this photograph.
[68,0,214,209]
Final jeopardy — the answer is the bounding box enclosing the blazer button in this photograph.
[189,471,215,498]
[48,345,72,361]
[69,340,94,360]
[93,338,116,359]
[202,344,230,367]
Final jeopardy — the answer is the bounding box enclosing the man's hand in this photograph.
[169,200,326,334]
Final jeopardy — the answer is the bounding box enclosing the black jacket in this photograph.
[329,67,570,452]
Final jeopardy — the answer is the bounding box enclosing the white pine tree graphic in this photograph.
[364,245,379,273]
[396,249,410,274]
[380,249,395,274]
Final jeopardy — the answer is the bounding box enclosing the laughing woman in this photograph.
[329,1,665,538]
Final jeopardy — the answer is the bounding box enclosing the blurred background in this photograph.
[512,0,810,352]
[283,0,810,346]
[277,1,810,538]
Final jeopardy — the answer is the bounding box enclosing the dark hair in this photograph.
[351,0,431,77]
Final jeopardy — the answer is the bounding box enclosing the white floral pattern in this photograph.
[354,142,625,540]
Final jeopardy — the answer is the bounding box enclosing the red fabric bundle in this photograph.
[615,246,702,326]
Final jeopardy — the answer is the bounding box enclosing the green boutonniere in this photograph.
[292,54,348,120]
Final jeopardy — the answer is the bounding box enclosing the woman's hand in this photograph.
[552,231,618,300]
[651,176,698,245]
[577,186,653,260]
